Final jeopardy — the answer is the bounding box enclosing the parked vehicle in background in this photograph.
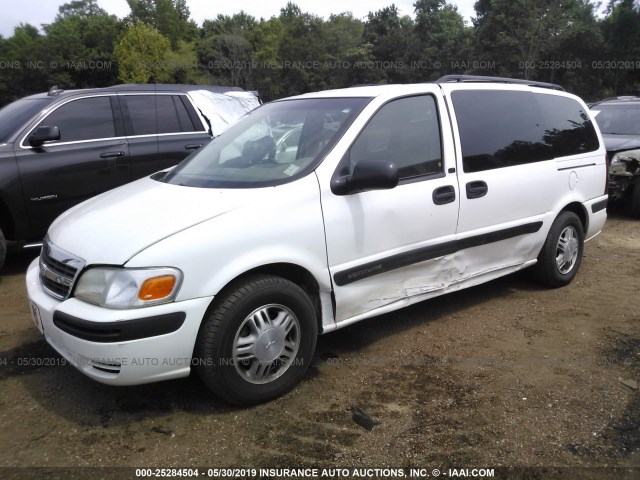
[590,96,640,212]
[26,76,608,405]
[0,84,260,271]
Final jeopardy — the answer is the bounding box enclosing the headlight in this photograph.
[610,149,640,177]
[74,267,183,309]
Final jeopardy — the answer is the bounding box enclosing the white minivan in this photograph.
[26,76,608,404]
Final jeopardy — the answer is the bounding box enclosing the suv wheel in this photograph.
[194,274,317,405]
[0,227,6,272]
[632,184,640,214]
[534,211,584,288]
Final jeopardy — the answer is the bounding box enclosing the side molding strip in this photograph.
[591,199,607,213]
[333,221,543,286]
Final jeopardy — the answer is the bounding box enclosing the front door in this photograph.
[15,95,131,240]
[319,93,460,323]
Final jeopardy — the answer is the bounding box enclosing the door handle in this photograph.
[185,144,203,150]
[433,185,456,205]
[100,151,125,159]
[466,181,488,199]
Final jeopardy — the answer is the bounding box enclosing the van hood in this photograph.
[48,175,262,265]
[602,134,640,153]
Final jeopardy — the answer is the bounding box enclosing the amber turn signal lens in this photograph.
[138,275,176,301]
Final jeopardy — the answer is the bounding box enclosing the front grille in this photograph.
[90,360,121,375]
[39,238,85,301]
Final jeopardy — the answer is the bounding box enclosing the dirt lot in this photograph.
[0,213,638,480]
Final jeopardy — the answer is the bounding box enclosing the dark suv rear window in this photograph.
[121,95,199,136]
[453,90,599,173]
[591,104,640,135]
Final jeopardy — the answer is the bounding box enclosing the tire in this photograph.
[631,184,640,214]
[194,274,318,405]
[533,211,584,288]
[0,227,6,272]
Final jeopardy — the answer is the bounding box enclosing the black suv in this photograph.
[590,96,640,212]
[0,84,260,270]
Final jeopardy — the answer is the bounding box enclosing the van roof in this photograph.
[290,76,566,100]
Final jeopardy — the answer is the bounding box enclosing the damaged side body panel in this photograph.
[609,149,640,200]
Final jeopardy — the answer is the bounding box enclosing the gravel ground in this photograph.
[0,212,638,480]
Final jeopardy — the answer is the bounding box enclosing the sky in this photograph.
[0,0,478,38]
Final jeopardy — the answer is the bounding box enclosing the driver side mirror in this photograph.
[29,126,60,147]
[331,160,399,196]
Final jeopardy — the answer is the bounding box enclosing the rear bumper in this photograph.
[26,258,213,385]
[584,194,608,241]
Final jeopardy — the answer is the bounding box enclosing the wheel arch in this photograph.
[0,196,15,240]
[559,201,588,234]
[197,262,328,343]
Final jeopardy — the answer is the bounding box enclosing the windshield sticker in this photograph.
[283,164,300,176]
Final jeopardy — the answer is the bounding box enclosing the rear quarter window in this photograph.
[452,90,599,173]
[121,94,202,136]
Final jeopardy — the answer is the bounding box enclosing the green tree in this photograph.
[0,24,49,106]
[474,0,601,80]
[251,17,284,100]
[44,0,121,88]
[57,0,107,17]
[166,40,199,83]
[541,0,604,98]
[275,3,328,95]
[126,0,197,48]
[114,21,172,82]
[601,0,640,94]
[414,0,470,79]
[322,14,369,88]
[197,13,257,88]
[364,5,418,83]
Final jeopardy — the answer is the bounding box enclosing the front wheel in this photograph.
[194,274,317,405]
[533,211,584,288]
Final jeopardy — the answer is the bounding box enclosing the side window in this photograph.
[535,94,599,157]
[156,96,181,134]
[121,95,199,135]
[121,95,156,136]
[348,95,443,180]
[38,96,115,142]
[453,90,550,173]
[453,90,600,173]
[174,96,199,132]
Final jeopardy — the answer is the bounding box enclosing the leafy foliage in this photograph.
[0,0,639,107]
[114,22,172,83]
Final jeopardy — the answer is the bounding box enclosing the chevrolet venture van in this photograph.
[0,84,260,270]
[26,76,608,404]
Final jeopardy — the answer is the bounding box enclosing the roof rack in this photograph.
[47,85,64,96]
[590,95,640,107]
[436,75,565,92]
[108,84,243,93]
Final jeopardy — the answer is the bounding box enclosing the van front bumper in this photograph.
[26,258,213,385]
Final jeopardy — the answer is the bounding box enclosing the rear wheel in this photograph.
[631,184,640,214]
[534,211,584,288]
[194,274,317,405]
[0,227,6,272]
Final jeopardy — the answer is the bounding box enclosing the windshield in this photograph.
[163,97,370,188]
[0,97,52,143]
[591,104,640,135]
